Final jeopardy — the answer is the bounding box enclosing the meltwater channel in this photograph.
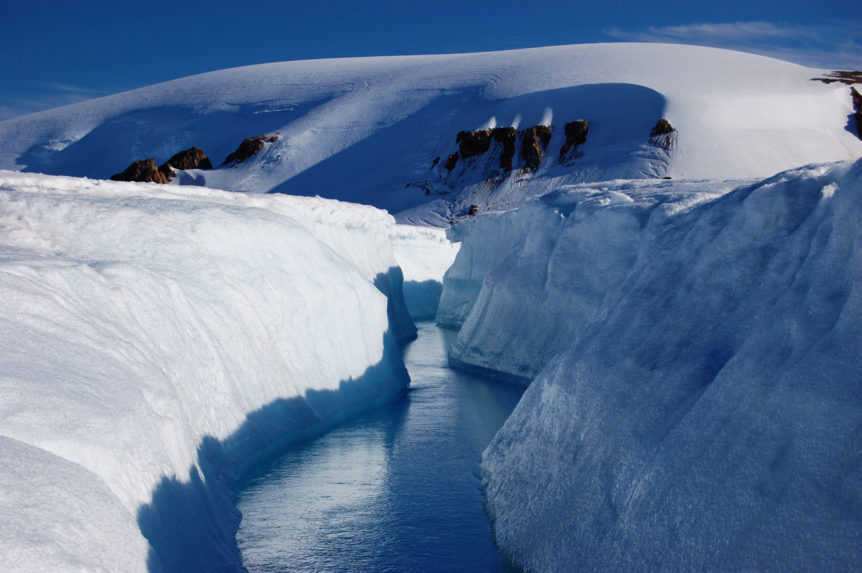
[236,322,524,572]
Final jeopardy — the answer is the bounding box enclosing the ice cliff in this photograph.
[0,172,415,572]
[442,160,862,571]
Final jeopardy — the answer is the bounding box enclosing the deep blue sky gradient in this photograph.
[1,0,859,119]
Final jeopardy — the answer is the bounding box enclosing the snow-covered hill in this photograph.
[0,44,859,218]
[1,42,861,573]
[0,172,422,572]
[434,158,862,571]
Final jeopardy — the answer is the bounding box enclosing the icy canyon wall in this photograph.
[0,172,414,572]
[445,160,862,571]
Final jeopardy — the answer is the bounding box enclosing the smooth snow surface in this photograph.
[479,159,862,571]
[0,44,859,217]
[0,171,412,572]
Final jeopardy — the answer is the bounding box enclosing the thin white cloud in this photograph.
[604,21,862,70]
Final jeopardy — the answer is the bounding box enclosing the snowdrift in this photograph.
[475,159,862,571]
[0,172,414,572]
[0,44,859,216]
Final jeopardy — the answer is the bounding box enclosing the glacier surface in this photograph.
[0,171,414,572]
[474,160,862,571]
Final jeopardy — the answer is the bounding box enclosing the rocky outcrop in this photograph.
[223,135,279,166]
[457,130,492,158]
[444,153,459,171]
[811,71,862,85]
[852,87,862,139]
[491,127,517,170]
[559,120,589,161]
[650,118,676,151]
[164,147,212,171]
[521,125,552,171]
[110,158,171,184]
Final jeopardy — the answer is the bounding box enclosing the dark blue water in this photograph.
[236,322,524,572]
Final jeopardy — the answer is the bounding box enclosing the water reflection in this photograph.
[237,322,523,572]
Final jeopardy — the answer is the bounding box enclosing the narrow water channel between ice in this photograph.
[236,322,524,572]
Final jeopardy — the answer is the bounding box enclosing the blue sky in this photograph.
[0,0,859,120]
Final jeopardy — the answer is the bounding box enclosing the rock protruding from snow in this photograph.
[521,125,552,171]
[649,118,676,150]
[811,70,862,85]
[559,119,589,162]
[492,127,517,170]
[110,158,171,183]
[481,159,862,572]
[852,87,862,139]
[164,146,213,170]
[457,129,492,159]
[223,134,279,166]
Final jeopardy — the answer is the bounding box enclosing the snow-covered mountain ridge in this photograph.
[0,43,859,218]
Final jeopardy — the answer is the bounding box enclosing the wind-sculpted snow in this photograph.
[480,159,862,571]
[0,172,413,572]
[0,44,859,215]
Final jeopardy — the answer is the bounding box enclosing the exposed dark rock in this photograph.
[491,127,517,170]
[853,87,862,139]
[110,158,171,184]
[650,118,676,151]
[222,135,279,166]
[163,147,212,171]
[468,204,479,216]
[559,120,589,160]
[650,119,675,136]
[521,125,552,171]
[444,153,459,171]
[431,156,440,168]
[457,129,492,158]
[811,71,862,85]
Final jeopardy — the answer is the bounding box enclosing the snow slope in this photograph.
[477,159,862,571]
[0,172,413,572]
[0,44,859,216]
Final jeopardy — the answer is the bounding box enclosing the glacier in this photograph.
[0,171,416,572]
[455,159,862,571]
[1,40,861,573]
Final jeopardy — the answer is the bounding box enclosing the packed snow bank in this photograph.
[390,225,460,319]
[0,44,859,213]
[481,159,862,571]
[442,178,740,376]
[0,172,413,572]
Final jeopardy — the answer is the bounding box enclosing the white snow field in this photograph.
[475,159,862,571]
[0,44,859,217]
[0,171,415,572]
